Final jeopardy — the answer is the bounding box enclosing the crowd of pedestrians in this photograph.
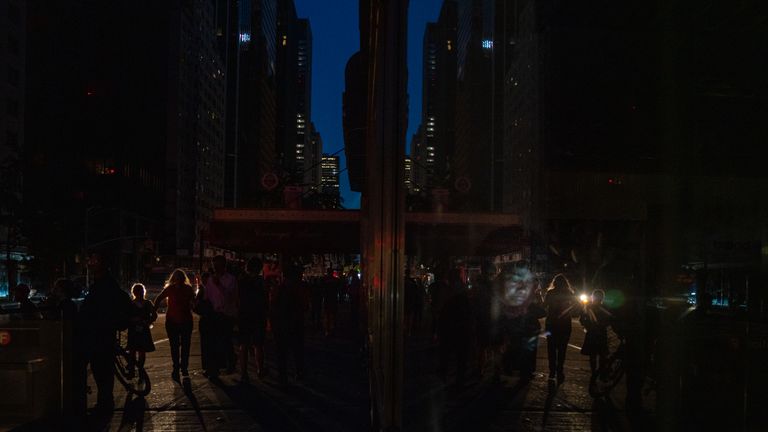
[411,263,628,397]
[9,251,641,425]
[14,251,362,424]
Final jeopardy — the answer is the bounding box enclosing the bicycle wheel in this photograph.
[591,353,625,398]
[114,347,151,397]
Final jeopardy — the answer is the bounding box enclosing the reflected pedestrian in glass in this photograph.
[322,268,340,337]
[273,264,307,385]
[195,272,216,376]
[579,289,611,383]
[544,274,576,385]
[437,268,472,387]
[155,269,195,380]
[238,257,268,383]
[495,267,545,382]
[205,255,239,375]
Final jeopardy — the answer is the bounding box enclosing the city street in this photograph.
[81,309,652,431]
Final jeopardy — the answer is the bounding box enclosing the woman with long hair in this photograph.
[127,283,157,376]
[155,269,196,380]
[544,274,576,385]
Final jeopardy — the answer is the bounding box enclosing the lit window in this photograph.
[282,35,287,46]
[239,33,251,43]
[482,39,493,49]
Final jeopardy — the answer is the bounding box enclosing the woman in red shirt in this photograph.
[155,269,196,380]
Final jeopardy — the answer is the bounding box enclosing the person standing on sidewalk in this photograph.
[544,274,576,385]
[127,283,157,377]
[237,257,269,383]
[579,289,612,383]
[195,272,216,375]
[80,253,132,415]
[155,269,196,380]
[273,263,308,384]
[205,255,239,375]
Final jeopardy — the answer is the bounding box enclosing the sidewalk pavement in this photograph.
[85,314,370,432]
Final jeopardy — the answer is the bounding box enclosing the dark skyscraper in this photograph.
[230,0,278,208]
[276,2,318,198]
[0,0,26,293]
[24,0,226,280]
[411,3,457,194]
[453,0,494,211]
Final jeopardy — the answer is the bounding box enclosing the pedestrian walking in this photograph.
[195,272,216,375]
[237,257,269,383]
[155,269,196,380]
[437,268,472,387]
[579,289,612,382]
[273,264,308,385]
[495,267,545,382]
[205,255,239,375]
[322,268,340,337]
[544,274,576,385]
[127,283,157,377]
[80,252,132,415]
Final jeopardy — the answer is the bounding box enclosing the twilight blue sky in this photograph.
[294,0,443,209]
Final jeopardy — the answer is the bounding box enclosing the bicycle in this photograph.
[590,339,625,398]
[113,330,151,396]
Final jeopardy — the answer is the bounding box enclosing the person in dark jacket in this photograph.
[80,253,132,414]
[322,268,340,337]
[238,257,269,383]
[579,289,612,381]
[126,283,157,376]
[495,267,546,382]
[544,274,576,385]
[195,272,216,376]
[273,264,308,384]
[437,268,473,387]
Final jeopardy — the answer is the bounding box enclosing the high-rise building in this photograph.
[0,0,26,293]
[230,0,278,208]
[411,2,458,193]
[24,0,226,281]
[277,3,313,189]
[404,156,413,192]
[306,123,323,189]
[453,0,494,211]
[320,154,340,195]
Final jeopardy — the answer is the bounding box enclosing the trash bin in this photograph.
[0,319,62,424]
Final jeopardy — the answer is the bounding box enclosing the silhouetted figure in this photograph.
[127,283,157,376]
[80,253,132,414]
[155,269,196,380]
[429,270,449,339]
[273,264,307,384]
[46,278,82,424]
[194,272,215,374]
[404,275,424,336]
[238,257,268,383]
[347,270,362,335]
[544,274,576,384]
[322,268,340,337]
[205,255,239,375]
[580,289,611,381]
[310,277,324,331]
[472,263,495,375]
[438,269,472,387]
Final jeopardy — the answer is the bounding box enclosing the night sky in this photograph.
[294,0,443,209]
